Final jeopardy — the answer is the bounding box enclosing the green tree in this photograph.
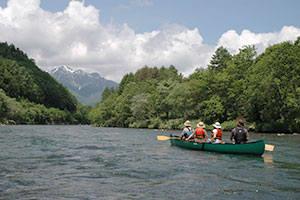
[0,42,91,125]
[223,45,257,119]
[0,89,10,122]
[208,46,232,72]
[131,93,151,122]
[0,42,77,112]
[117,73,134,95]
[102,87,115,101]
[246,39,300,132]
[201,95,225,124]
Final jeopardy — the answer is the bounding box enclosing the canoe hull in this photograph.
[170,135,265,155]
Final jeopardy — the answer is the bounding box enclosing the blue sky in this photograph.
[1,0,299,44]
[0,0,300,82]
[39,0,300,44]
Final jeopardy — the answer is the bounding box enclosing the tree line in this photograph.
[0,42,90,125]
[89,37,300,133]
[1,38,299,132]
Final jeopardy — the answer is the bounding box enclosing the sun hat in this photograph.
[213,122,221,129]
[184,120,191,126]
[197,122,206,128]
[237,120,244,127]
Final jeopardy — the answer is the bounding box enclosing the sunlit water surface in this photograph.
[0,125,299,199]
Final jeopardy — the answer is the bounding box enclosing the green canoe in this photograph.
[170,134,265,155]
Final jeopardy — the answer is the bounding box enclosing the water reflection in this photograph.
[263,154,275,169]
[262,154,274,163]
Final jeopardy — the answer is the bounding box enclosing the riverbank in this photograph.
[95,119,300,134]
[2,119,299,134]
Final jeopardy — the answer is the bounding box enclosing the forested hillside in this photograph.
[89,37,300,133]
[0,42,90,124]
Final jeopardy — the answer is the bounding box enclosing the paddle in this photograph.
[265,144,275,152]
[157,136,181,141]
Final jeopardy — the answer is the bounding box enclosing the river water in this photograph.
[0,125,299,200]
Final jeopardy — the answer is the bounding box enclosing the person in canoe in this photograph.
[208,122,224,144]
[181,120,194,139]
[186,121,209,142]
[230,120,249,144]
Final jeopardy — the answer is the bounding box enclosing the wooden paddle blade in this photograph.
[265,144,275,151]
[157,136,171,141]
[157,136,181,141]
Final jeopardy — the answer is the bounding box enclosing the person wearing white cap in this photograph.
[181,120,194,139]
[209,122,223,144]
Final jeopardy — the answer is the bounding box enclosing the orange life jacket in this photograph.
[211,128,222,140]
[195,128,205,138]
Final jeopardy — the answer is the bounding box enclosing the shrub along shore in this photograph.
[90,38,300,133]
[1,38,300,133]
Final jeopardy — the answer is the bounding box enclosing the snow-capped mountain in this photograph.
[49,66,118,106]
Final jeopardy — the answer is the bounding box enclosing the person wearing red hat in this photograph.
[230,120,249,144]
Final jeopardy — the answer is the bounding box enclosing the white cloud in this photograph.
[217,26,300,54]
[0,0,300,82]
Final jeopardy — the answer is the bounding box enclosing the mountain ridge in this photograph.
[49,66,118,106]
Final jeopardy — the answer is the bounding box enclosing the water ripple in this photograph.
[0,125,299,199]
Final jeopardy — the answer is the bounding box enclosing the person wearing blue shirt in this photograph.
[181,120,194,139]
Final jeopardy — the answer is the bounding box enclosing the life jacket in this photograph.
[234,127,247,144]
[212,128,222,140]
[195,128,205,138]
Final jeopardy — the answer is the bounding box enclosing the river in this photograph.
[0,125,299,199]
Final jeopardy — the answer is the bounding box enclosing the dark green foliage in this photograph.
[1,39,299,131]
[73,104,91,125]
[0,42,89,124]
[117,73,134,95]
[0,89,20,123]
[90,38,300,132]
[0,59,40,101]
[0,89,79,125]
[102,87,115,101]
[208,46,232,72]
[89,66,186,128]
[245,39,300,132]
[0,42,77,111]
